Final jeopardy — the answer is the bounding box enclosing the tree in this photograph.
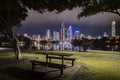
[51,40,60,50]
[77,0,120,18]
[71,38,93,52]
[20,0,120,18]
[18,36,31,49]
[71,39,83,51]
[0,0,27,59]
[40,40,47,50]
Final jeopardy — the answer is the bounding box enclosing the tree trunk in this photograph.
[6,32,22,60]
[13,36,22,60]
[6,33,22,60]
[0,17,22,60]
[7,33,22,60]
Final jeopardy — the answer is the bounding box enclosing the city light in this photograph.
[75,31,80,33]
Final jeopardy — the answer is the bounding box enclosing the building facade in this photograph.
[111,20,116,37]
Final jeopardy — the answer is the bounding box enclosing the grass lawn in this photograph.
[0,50,120,80]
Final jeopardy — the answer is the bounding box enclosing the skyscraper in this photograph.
[60,23,66,50]
[111,20,116,37]
[61,23,66,41]
[74,31,80,39]
[53,31,60,40]
[53,31,60,50]
[46,29,51,39]
[68,25,73,41]
[67,25,73,50]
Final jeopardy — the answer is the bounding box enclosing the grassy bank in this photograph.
[0,50,120,80]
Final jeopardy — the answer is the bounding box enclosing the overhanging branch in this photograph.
[105,9,120,16]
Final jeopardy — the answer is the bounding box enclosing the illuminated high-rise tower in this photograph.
[46,29,51,39]
[53,31,60,50]
[53,31,60,40]
[60,23,66,50]
[74,31,80,39]
[111,20,116,37]
[61,23,66,41]
[67,25,73,50]
[68,25,73,41]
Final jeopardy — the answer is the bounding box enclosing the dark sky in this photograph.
[17,8,120,37]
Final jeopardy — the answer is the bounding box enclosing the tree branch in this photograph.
[105,10,120,16]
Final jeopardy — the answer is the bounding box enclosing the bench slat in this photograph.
[30,60,67,69]
[30,60,67,76]
[48,56,76,66]
[48,56,76,61]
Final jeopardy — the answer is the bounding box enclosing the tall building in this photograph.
[61,23,66,41]
[53,31,60,50]
[60,23,66,50]
[32,35,40,50]
[67,25,73,50]
[53,31,60,40]
[46,29,51,39]
[68,25,73,41]
[60,23,70,50]
[74,31,80,39]
[111,20,116,37]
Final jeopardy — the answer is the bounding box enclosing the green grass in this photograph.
[0,50,120,80]
[73,51,120,80]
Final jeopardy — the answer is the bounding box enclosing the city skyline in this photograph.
[20,21,119,51]
[22,20,117,41]
[17,8,120,37]
[19,21,118,39]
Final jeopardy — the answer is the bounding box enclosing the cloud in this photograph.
[22,7,81,25]
[22,7,119,27]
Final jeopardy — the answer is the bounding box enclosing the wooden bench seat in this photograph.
[30,60,67,76]
[48,56,76,66]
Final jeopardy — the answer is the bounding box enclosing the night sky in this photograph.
[17,8,120,37]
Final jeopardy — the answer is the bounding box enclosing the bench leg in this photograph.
[31,62,35,70]
[72,60,74,66]
[60,68,64,76]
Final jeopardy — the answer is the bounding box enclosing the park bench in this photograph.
[29,60,67,76]
[48,56,76,66]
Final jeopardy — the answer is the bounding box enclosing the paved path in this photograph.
[33,64,85,80]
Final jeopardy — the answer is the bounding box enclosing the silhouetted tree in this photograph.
[71,39,84,51]
[18,36,31,49]
[77,0,120,18]
[0,0,27,59]
[40,40,47,50]
[51,40,60,50]
[20,0,120,18]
